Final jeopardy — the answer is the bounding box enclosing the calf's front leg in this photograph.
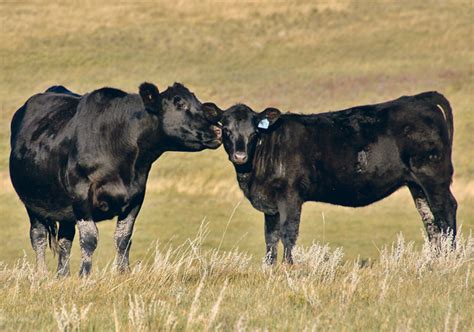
[264,213,281,265]
[278,198,302,264]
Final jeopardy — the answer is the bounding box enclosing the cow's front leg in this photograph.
[114,203,142,273]
[264,213,280,265]
[278,198,302,265]
[57,222,75,278]
[77,219,98,277]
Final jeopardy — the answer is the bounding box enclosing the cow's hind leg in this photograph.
[77,219,98,277]
[264,213,281,265]
[27,210,48,274]
[57,222,75,277]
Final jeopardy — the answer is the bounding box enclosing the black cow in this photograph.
[10,82,223,276]
[218,92,456,264]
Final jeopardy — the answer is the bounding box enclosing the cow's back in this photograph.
[11,93,79,149]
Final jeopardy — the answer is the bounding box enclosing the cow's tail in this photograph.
[45,220,59,256]
[430,91,454,145]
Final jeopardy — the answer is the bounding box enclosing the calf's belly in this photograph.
[313,135,408,207]
[314,169,406,207]
[317,183,404,207]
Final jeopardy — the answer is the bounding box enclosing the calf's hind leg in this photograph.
[408,182,457,244]
[408,184,439,241]
[424,183,457,239]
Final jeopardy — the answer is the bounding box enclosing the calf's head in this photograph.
[220,104,281,165]
[139,82,223,151]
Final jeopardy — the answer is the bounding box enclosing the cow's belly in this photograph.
[24,199,76,222]
[12,170,76,222]
[13,163,146,222]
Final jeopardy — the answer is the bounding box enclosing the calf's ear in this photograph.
[256,107,281,129]
[202,102,223,124]
[139,82,162,113]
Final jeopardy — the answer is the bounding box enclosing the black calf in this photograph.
[218,92,456,263]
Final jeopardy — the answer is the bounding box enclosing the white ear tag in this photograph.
[258,118,270,129]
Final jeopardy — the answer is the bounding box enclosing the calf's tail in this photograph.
[430,91,454,145]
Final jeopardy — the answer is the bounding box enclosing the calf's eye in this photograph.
[223,129,232,138]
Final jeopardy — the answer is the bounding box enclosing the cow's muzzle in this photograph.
[203,125,222,149]
[232,151,248,164]
[212,125,222,140]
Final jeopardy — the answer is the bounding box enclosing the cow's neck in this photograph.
[135,114,167,165]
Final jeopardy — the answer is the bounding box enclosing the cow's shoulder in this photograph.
[76,88,144,120]
[85,87,128,105]
[71,88,141,165]
[45,85,81,97]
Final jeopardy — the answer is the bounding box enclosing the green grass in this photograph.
[0,0,473,330]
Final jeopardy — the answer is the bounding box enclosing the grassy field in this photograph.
[0,0,473,330]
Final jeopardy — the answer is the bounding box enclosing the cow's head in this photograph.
[139,82,223,151]
[220,104,281,165]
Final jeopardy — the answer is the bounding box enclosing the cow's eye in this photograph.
[174,96,187,106]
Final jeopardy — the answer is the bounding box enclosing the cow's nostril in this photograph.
[213,126,222,139]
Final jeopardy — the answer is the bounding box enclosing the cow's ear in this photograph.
[256,107,281,129]
[202,102,223,124]
[139,82,161,113]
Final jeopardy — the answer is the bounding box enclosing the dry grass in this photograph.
[0,227,472,331]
